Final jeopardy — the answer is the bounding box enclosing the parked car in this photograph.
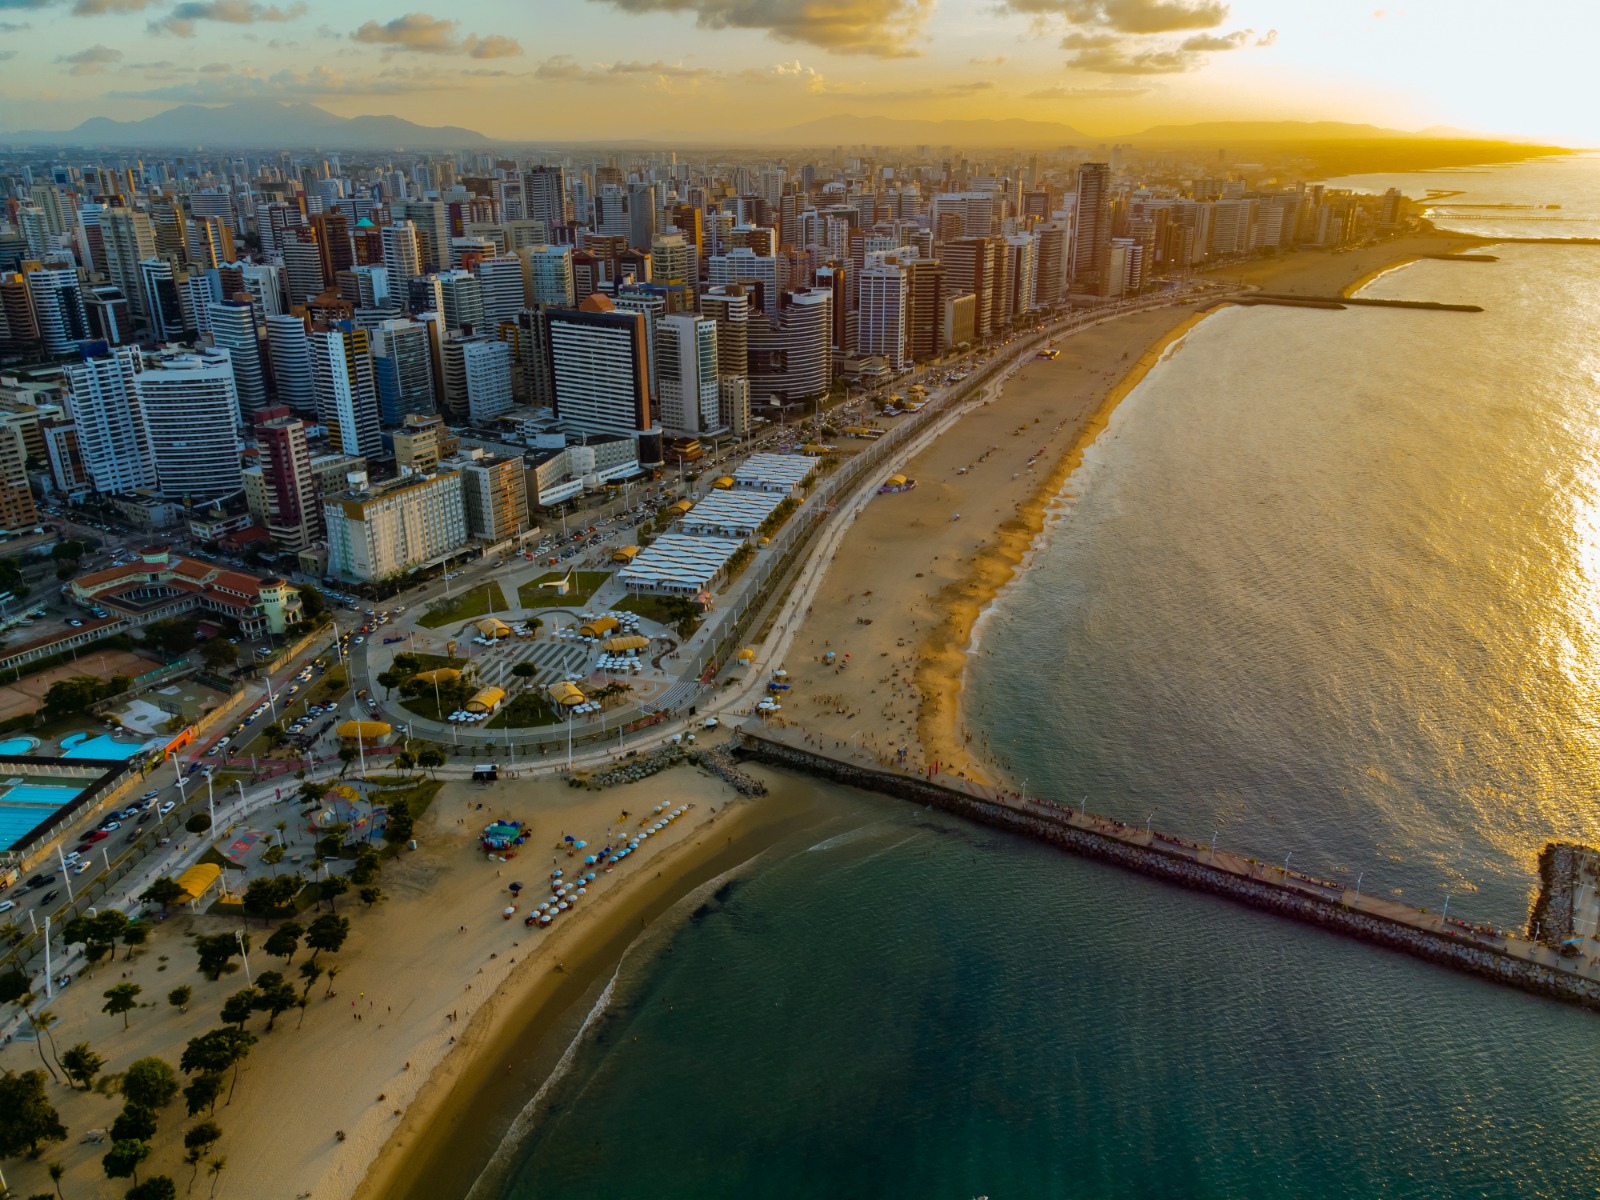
[158,801,176,815]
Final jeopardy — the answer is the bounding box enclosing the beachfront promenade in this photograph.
[740,722,1600,1012]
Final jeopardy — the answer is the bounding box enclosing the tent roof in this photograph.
[337,720,392,739]
[413,667,460,685]
[175,863,221,903]
[603,634,650,652]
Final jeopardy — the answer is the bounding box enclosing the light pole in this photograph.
[1354,871,1363,897]
[206,773,216,834]
[234,929,252,983]
[55,844,74,903]
[1282,851,1292,876]
[1145,812,1154,837]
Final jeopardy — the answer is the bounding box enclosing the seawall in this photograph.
[735,732,1600,1016]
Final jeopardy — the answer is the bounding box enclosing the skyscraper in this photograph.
[524,166,570,232]
[25,263,89,355]
[520,244,575,307]
[748,287,831,408]
[208,298,268,417]
[858,257,910,370]
[135,348,242,501]
[64,343,157,494]
[545,296,651,437]
[101,206,157,325]
[1071,162,1112,295]
[251,406,321,552]
[310,323,382,460]
[655,313,723,437]
[382,220,423,292]
[265,313,316,414]
[369,318,437,424]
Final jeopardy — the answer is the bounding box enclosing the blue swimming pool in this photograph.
[59,733,148,761]
[0,783,83,851]
[0,737,38,755]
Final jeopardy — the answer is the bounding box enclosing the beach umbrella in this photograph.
[540,915,551,925]
[502,907,515,917]
[575,840,587,848]
[585,873,597,881]
[576,887,587,895]
[585,854,598,864]
[557,901,569,911]
[509,882,524,892]
[564,834,575,843]
[552,869,563,877]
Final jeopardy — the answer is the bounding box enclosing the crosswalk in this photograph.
[471,639,593,688]
[650,679,702,713]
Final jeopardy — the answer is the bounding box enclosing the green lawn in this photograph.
[484,692,565,729]
[517,570,610,610]
[416,582,508,629]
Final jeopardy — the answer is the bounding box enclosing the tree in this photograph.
[305,914,349,960]
[418,749,445,778]
[319,874,349,912]
[194,934,242,981]
[297,960,323,999]
[0,1069,67,1159]
[384,797,414,846]
[61,1042,104,1090]
[102,1139,151,1185]
[219,990,257,1032]
[323,964,340,998]
[348,845,381,886]
[337,747,358,777]
[251,971,296,1031]
[263,921,302,965]
[141,877,185,912]
[142,617,199,658]
[297,780,329,806]
[184,812,212,836]
[358,885,384,908]
[48,1160,64,1200]
[198,639,237,672]
[298,585,325,619]
[167,986,192,1014]
[374,668,402,698]
[180,1028,255,1105]
[511,661,536,683]
[121,1057,179,1110]
[122,920,149,959]
[42,676,106,718]
[206,1156,227,1199]
[240,876,300,922]
[183,1121,222,1190]
[110,1102,158,1143]
[182,1073,222,1119]
[103,982,142,1029]
[126,1177,179,1200]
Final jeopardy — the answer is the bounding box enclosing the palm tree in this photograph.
[207,1156,228,1199]
[27,1003,63,1082]
[48,1160,64,1200]
[323,964,340,998]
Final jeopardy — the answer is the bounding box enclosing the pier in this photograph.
[736,726,1600,1016]
[1243,294,1485,313]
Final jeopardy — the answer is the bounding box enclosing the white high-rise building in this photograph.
[858,257,910,371]
[520,244,574,307]
[708,247,779,312]
[473,255,524,327]
[546,297,651,437]
[369,318,437,424]
[266,313,316,413]
[524,166,570,231]
[655,313,722,437]
[442,336,515,425]
[324,466,467,583]
[437,269,484,332]
[64,345,157,494]
[208,298,267,417]
[102,206,157,325]
[381,220,423,290]
[310,323,382,459]
[136,348,242,501]
[26,264,90,355]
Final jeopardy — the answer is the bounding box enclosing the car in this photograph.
[63,851,81,863]
[24,873,50,888]
[141,789,159,801]
[74,860,90,873]
[99,821,120,832]
[40,890,58,905]
[0,900,13,913]
[137,811,152,824]
[67,618,82,627]
[354,636,364,645]
[158,800,175,815]
[124,830,139,844]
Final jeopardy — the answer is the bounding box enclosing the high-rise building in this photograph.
[437,269,484,332]
[525,166,570,232]
[0,412,39,532]
[102,206,157,325]
[324,466,466,582]
[858,257,910,370]
[655,313,722,437]
[441,334,514,425]
[309,322,382,459]
[708,246,779,313]
[473,255,524,327]
[1032,221,1067,310]
[520,244,574,307]
[25,263,89,355]
[942,237,1000,341]
[64,343,157,494]
[139,258,188,340]
[450,449,528,543]
[747,287,831,408]
[392,412,457,472]
[382,220,423,291]
[699,285,750,379]
[135,348,242,501]
[369,318,437,424]
[265,313,316,414]
[0,272,41,356]
[281,225,326,307]
[207,298,268,416]
[1071,163,1112,295]
[250,406,321,552]
[545,296,652,437]
[904,257,944,362]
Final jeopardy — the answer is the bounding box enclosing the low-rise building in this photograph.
[322,466,467,583]
[69,546,303,637]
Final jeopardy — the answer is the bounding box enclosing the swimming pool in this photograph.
[0,737,39,756]
[0,782,83,851]
[59,733,148,761]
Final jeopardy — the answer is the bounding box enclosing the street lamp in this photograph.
[234,929,252,983]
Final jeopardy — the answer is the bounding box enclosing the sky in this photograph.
[0,0,1588,143]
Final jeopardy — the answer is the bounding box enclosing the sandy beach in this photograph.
[0,765,790,1200]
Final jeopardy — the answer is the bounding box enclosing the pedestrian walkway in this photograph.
[471,639,592,689]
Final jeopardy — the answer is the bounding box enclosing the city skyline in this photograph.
[0,0,1591,145]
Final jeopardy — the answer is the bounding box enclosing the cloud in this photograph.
[0,20,29,28]
[0,48,13,58]
[0,0,49,8]
[1006,0,1275,74]
[1178,28,1249,50]
[1003,0,1227,33]
[969,54,1007,64]
[1025,83,1152,99]
[149,0,305,35]
[1065,44,1194,72]
[58,43,122,74]
[584,0,933,57]
[534,54,717,90]
[350,11,521,57]
[73,0,155,12]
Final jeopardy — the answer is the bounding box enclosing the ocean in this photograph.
[486,156,1600,1198]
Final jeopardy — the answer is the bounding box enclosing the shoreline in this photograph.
[357,770,829,1200]
[915,304,1225,784]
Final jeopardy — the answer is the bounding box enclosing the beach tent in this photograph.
[412,667,460,686]
[476,617,512,639]
[603,634,650,652]
[174,863,222,904]
[713,476,735,490]
[737,647,756,662]
[667,499,692,516]
[578,616,619,639]
[611,545,640,563]
[336,720,392,741]
[547,681,586,707]
[466,686,507,715]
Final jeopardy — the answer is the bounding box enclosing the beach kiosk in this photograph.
[174,863,222,909]
[475,617,512,640]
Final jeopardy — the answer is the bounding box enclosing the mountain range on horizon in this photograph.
[0,101,1548,151]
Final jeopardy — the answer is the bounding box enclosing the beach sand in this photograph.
[0,767,777,1200]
